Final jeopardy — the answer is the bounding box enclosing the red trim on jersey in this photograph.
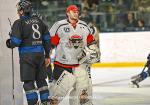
[54,61,79,68]
[51,34,60,46]
[87,34,94,44]
[71,35,81,39]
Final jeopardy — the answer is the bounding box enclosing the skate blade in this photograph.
[129,81,139,88]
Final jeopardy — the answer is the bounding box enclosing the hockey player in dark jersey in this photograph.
[6,1,51,105]
[49,5,100,105]
[131,54,150,88]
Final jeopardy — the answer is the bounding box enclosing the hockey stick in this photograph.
[93,78,130,86]
[8,18,15,105]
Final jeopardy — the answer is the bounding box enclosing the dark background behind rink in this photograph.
[29,0,150,32]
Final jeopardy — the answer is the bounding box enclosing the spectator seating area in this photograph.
[29,0,150,32]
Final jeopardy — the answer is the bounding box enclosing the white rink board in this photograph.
[100,31,150,62]
[0,0,23,105]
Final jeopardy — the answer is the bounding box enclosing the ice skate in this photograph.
[131,74,142,88]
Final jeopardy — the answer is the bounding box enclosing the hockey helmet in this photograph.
[66,5,79,13]
[16,0,32,13]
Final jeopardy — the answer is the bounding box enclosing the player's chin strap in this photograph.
[77,41,100,64]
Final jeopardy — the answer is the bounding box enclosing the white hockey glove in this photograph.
[77,41,100,64]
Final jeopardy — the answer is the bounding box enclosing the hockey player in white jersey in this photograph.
[49,5,100,105]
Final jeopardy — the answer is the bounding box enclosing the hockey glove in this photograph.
[77,41,100,64]
[6,39,14,49]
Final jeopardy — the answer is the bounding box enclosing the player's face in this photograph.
[68,10,79,21]
[17,10,24,17]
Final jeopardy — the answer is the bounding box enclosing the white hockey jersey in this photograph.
[50,19,94,68]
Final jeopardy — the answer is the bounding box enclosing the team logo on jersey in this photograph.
[64,27,70,32]
[68,35,83,49]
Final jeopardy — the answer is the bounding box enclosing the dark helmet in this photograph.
[16,0,32,13]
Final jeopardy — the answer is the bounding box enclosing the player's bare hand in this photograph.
[45,58,51,67]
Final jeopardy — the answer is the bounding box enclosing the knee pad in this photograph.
[36,79,49,102]
[23,81,38,105]
[50,70,76,104]
[69,65,93,105]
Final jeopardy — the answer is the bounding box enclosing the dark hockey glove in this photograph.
[6,39,14,49]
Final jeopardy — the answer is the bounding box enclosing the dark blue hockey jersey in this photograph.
[10,15,51,58]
